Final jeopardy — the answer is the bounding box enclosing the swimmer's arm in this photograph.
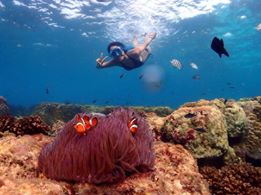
[96,56,118,69]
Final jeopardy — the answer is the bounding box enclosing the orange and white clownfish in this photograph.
[127,117,138,134]
[73,114,98,135]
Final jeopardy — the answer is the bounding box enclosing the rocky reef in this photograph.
[237,97,261,163]
[200,163,261,194]
[158,97,261,165]
[32,103,173,125]
[0,133,209,194]
[1,96,261,194]
[0,115,50,137]
[0,96,9,117]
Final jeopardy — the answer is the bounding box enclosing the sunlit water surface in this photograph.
[0,0,260,107]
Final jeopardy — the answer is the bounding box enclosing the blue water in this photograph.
[0,0,260,108]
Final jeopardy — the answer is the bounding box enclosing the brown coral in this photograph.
[0,115,50,136]
[200,163,261,194]
[0,96,9,116]
[160,105,229,160]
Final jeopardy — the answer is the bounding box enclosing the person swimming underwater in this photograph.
[96,32,156,71]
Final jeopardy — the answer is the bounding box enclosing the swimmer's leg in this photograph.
[136,32,156,52]
[132,34,139,47]
[139,47,151,62]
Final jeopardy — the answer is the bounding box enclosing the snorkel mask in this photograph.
[109,46,124,58]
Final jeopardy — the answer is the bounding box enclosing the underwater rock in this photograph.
[237,98,261,159]
[38,108,155,184]
[0,177,73,194]
[160,103,239,163]
[200,163,261,194]
[224,100,247,138]
[0,132,209,194]
[145,112,166,140]
[0,134,51,179]
[0,115,50,136]
[32,103,173,125]
[75,142,210,195]
[0,96,10,117]
[160,105,228,158]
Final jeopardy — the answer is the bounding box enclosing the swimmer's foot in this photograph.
[144,32,157,45]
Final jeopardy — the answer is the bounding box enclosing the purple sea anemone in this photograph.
[38,108,154,184]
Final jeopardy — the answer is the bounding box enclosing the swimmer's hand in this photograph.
[96,53,108,69]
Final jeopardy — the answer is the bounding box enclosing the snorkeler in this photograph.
[96,32,156,71]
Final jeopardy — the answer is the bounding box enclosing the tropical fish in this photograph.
[184,113,196,118]
[211,37,229,58]
[127,117,138,134]
[190,62,198,70]
[45,88,49,95]
[74,114,98,135]
[194,127,205,132]
[170,59,182,70]
[256,23,261,31]
[119,73,125,79]
[138,74,144,80]
[192,74,200,80]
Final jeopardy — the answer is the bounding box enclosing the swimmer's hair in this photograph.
[107,41,126,53]
[38,108,154,184]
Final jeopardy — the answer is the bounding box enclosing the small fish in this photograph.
[45,88,49,95]
[119,73,125,79]
[190,62,198,70]
[184,113,196,118]
[92,99,97,104]
[127,117,138,134]
[170,59,182,70]
[194,127,205,132]
[138,74,144,80]
[256,23,261,31]
[226,82,232,86]
[211,37,229,58]
[192,74,200,80]
[73,114,98,135]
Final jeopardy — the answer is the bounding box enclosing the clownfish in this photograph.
[127,117,138,134]
[74,114,98,135]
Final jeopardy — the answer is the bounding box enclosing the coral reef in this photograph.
[38,108,154,184]
[0,135,51,179]
[76,142,210,195]
[200,163,261,194]
[144,112,165,140]
[0,133,209,194]
[237,97,261,157]
[0,96,9,116]
[160,105,230,160]
[224,101,247,138]
[0,177,74,195]
[0,115,50,136]
[32,103,173,125]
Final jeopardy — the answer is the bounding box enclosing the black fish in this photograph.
[45,88,49,95]
[138,74,144,80]
[211,37,229,58]
[192,74,200,80]
[184,113,196,118]
[119,73,125,79]
[195,127,206,132]
[92,100,97,104]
